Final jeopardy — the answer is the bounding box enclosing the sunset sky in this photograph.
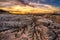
[0,0,60,7]
[0,0,60,14]
[0,0,60,6]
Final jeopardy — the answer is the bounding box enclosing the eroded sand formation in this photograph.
[0,10,60,40]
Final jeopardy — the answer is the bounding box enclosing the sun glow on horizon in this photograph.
[0,2,58,14]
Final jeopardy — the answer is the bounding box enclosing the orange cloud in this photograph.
[0,1,58,14]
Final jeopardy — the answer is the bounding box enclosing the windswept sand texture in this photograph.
[0,10,60,40]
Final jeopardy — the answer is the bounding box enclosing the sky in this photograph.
[0,0,60,6]
[0,0,60,14]
[41,0,60,6]
[29,0,60,6]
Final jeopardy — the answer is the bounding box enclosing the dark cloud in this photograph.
[18,0,29,5]
[0,0,30,7]
[0,0,11,2]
